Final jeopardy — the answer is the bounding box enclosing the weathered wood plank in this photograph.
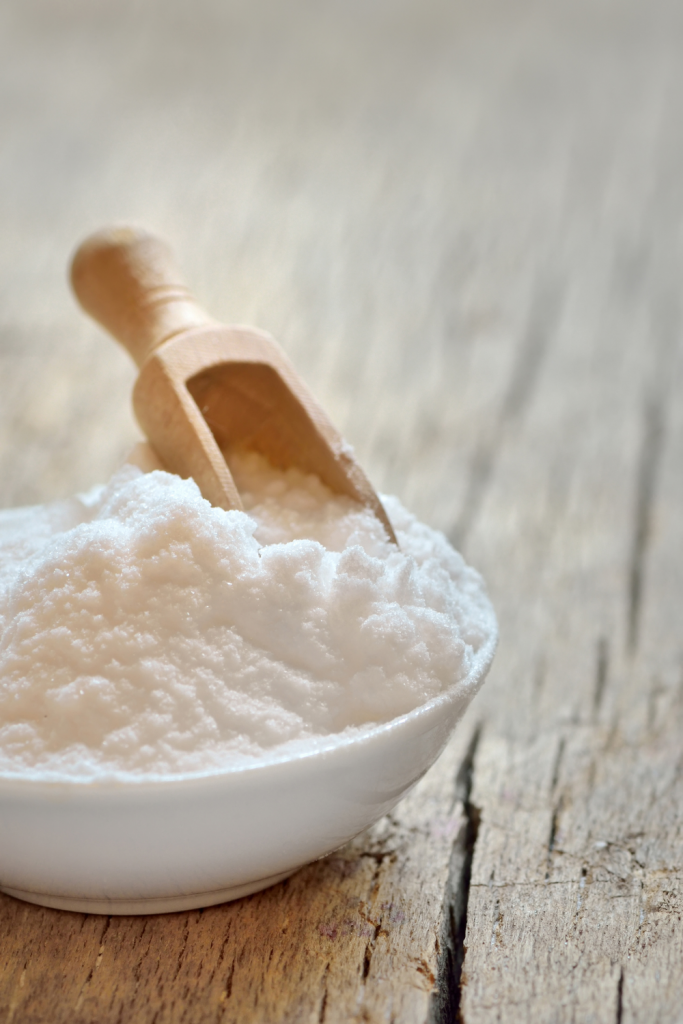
[2,0,683,1020]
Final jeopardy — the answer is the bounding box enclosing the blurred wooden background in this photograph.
[1,0,683,1020]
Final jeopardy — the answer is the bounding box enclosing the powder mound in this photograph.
[0,453,496,780]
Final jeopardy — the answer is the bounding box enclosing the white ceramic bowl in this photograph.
[0,636,495,915]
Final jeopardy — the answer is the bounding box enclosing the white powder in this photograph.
[0,452,496,781]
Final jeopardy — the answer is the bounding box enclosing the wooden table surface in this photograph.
[1,0,682,1020]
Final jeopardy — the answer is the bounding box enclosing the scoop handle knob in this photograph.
[70,226,213,368]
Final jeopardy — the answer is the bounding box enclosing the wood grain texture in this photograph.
[1,0,683,1020]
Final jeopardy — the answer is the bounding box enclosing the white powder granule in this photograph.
[0,452,496,780]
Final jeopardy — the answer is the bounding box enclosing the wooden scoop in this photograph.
[70,226,397,544]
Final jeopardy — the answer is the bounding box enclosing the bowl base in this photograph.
[0,869,294,915]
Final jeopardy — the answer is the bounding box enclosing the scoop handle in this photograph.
[70,226,213,368]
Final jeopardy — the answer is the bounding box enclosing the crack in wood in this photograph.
[545,796,564,880]
[450,278,563,549]
[207,923,233,988]
[74,915,112,1011]
[627,292,679,653]
[361,922,382,982]
[317,964,329,1023]
[499,279,563,425]
[550,737,565,794]
[224,961,234,1002]
[470,879,576,889]
[489,899,502,949]
[627,395,664,653]
[355,856,389,988]
[616,965,625,1024]
[647,676,666,732]
[429,727,483,1024]
[593,637,610,717]
[171,919,192,983]
[576,866,588,917]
